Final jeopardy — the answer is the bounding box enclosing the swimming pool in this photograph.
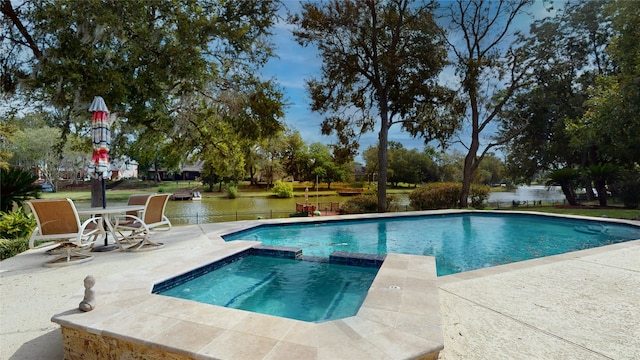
[223,212,640,276]
[155,253,379,322]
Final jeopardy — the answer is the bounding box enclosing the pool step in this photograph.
[224,271,277,307]
[322,281,351,321]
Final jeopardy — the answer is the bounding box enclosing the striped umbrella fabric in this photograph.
[87,96,111,179]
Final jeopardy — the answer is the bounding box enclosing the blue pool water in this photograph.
[157,255,378,322]
[223,213,640,276]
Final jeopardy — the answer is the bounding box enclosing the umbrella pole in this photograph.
[102,176,106,209]
[93,174,118,252]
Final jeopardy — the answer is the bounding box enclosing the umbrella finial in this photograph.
[89,96,109,113]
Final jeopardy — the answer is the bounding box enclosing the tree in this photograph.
[9,125,86,190]
[574,0,640,165]
[291,0,461,212]
[2,0,285,185]
[257,134,287,187]
[545,168,580,206]
[500,0,614,186]
[477,153,506,186]
[307,142,346,189]
[280,130,309,181]
[442,0,534,207]
[384,142,436,187]
[584,163,618,207]
[0,123,16,169]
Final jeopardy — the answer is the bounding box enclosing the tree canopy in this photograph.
[291,0,462,212]
[2,0,285,183]
[441,0,534,207]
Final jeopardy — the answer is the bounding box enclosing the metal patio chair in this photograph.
[27,198,105,267]
[113,193,172,251]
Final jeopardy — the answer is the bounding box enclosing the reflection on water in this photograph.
[164,195,349,224]
[488,185,565,203]
[76,186,566,225]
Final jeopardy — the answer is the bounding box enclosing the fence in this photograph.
[165,199,568,226]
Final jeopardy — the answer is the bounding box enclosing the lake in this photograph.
[77,185,566,225]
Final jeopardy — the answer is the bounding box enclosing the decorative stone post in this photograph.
[78,275,96,312]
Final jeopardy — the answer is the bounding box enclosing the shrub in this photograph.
[469,184,491,209]
[409,182,490,210]
[409,183,461,210]
[341,194,400,214]
[612,169,640,209]
[227,185,238,199]
[0,208,36,240]
[0,238,30,260]
[272,180,294,198]
[363,183,377,196]
[341,195,378,214]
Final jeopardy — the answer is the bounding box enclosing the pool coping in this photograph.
[49,209,640,359]
[51,243,443,360]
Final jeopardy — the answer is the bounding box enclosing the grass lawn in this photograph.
[515,206,640,221]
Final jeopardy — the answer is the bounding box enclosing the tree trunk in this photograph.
[460,111,480,208]
[585,183,596,201]
[377,115,389,213]
[560,184,578,206]
[595,181,607,207]
[90,178,104,208]
[249,165,256,185]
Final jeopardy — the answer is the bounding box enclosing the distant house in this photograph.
[353,164,366,182]
[110,159,139,180]
[152,161,203,181]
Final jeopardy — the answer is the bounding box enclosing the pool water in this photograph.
[157,255,378,322]
[223,213,640,276]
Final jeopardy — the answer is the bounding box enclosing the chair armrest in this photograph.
[75,216,106,246]
[28,228,41,249]
[114,214,144,228]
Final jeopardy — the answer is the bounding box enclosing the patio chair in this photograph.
[113,193,172,252]
[112,194,151,247]
[126,194,151,215]
[27,198,105,267]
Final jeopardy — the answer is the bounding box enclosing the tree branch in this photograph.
[1,0,42,59]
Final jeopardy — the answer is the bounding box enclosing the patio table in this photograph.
[77,205,145,251]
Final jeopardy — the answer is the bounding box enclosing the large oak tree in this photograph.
[291,0,462,212]
[2,0,285,190]
[441,0,534,207]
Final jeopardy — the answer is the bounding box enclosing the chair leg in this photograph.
[43,245,93,267]
[123,233,165,252]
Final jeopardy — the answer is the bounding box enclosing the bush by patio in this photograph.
[0,238,30,260]
[272,180,294,198]
[341,194,400,214]
[0,208,36,240]
[409,183,490,210]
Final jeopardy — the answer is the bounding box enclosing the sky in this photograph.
[259,0,558,163]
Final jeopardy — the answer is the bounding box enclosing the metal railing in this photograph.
[164,199,568,226]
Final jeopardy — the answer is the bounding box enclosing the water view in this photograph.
[76,185,567,225]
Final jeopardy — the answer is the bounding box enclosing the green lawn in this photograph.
[513,206,640,221]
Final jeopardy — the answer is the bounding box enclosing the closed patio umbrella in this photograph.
[88,96,111,187]
[87,96,114,251]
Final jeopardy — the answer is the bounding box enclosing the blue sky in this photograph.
[260,1,557,163]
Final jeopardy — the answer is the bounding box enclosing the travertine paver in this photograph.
[1,211,639,360]
[438,240,640,360]
[48,248,442,359]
